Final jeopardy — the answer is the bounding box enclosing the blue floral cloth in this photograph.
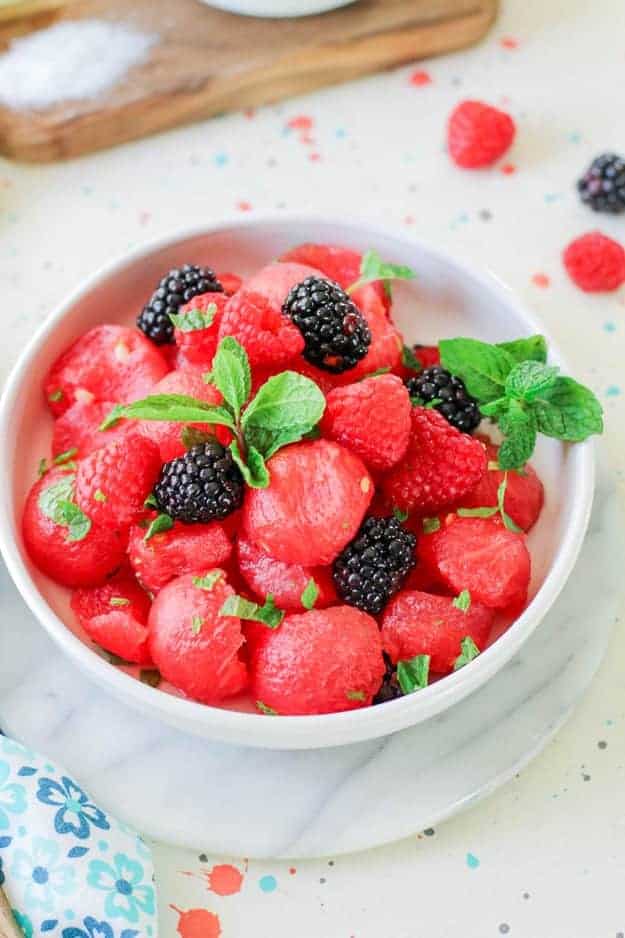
[0,735,157,938]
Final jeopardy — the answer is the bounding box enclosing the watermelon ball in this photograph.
[460,440,544,532]
[52,399,133,459]
[71,572,153,665]
[250,606,385,715]
[237,537,337,611]
[243,439,373,567]
[381,589,494,674]
[22,468,126,589]
[128,518,233,594]
[148,570,247,704]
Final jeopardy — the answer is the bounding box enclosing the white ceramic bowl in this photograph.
[199,0,356,17]
[0,215,594,750]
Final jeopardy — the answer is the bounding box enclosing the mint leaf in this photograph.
[393,507,409,522]
[144,513,173,542]
[37,474,92,542]
[48,388,63,403]
[457,506,498,519]
[220,593,284,629]
[100,395,236,431]
[439,338,514,404]
[191,615,204,635]
[59,502,91,542]
[110,597,130,607]
[229,440,269,489]
[144,493,158,509]
[497,476,522,533]
[256,701,278,715]
[505,361,559,402]
[347,249,416,295]
[497,335,547,365]
[37,458,48,478]
[479,396,510,420]
[211,337,251,421]
[397,654,430,694]
[242,371,325,459]
[452,589,471,612]
[346,690,366,702]
[181,426,218,450]
[531,376,604,442]
[53,447,78,467]
[453,636,481,670]
[301,578,319,610]
[402,345,422,372]
[361,366,391,379]
[192,571,223,590]
[498,400,537,470]
[94,489,107,503]
[422,517,440,533]
[169,302,217,333]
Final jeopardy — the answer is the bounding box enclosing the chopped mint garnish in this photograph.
[109,597,130,607]
[402,344,422,372]
[452,589,471,612]
[393,506,409,522]
[301,578,319,610]
[94,489,107,503]
[397,654,430,694]
[191,615,204,635]
[169,302,217,333]
[359,366,391,380]
[144,493,158,509]
[453,636,481,670]
[37,474,92,543]
[48,389,63,403]
[347,250,416,297]
[422,517,440,534]
[37,458,48,478]
[220,593,284,629]
[256,701,278,715]
[53,447,78,467]
[144,512,173,542]
[192,571,223,591]
[458,474,521,533]
[346,690,366,702]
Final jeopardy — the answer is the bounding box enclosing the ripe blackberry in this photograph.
[406,366,481,434]
[137,264,223,345]
[373,652,403,705]
[283,276,371,373]
[577,153,625,214]
[154,441,243,523]
[333,516,416,616]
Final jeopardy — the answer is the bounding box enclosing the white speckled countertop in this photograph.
[1,0,624,935]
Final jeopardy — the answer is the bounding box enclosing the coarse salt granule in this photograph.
[0,19,157,111]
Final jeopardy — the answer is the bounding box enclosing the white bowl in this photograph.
[0,215,595,750]
[199,0,356,17]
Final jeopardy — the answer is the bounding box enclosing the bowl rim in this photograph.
[0,213,595,749]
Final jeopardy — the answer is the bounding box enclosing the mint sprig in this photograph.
[37,474,92,543]
[397,654,430,694]
[347,250,416,298]
[169,302,217,333]
[453,636,481,671]
[457,475,521,533]
[220,593,284,629]
[439,336,603,469]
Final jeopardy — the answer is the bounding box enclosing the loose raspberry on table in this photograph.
[563,231,625,292]
[448,99,515,168]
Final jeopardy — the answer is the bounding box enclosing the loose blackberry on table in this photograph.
[154,441,243,523]
[577,153,625,214]
[333,516,416,616]
[406,366,481,434]
[282,276,371,373]
[137,263,224,344]
[373,652,403,705]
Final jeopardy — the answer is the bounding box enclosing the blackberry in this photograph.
[406,366,481,434]
[283,276,371,373]
[373,652,403,705]
[154,441,243,523]
[137,264,223,345]
[333,516,416,616]
[577,153,625,214]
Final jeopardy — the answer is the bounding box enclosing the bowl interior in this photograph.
[0,218,592,749]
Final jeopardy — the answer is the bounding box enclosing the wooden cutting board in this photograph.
[0,0,497,162]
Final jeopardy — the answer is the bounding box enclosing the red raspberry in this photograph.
[75,432,161,531]
[280,243,391,314]
[418,514,531,610]
[22,468,126,588]
[243,439,373,566]
[173,292,227,369]
[382,407,487,514]
[148,570,247,703]
[44,325,169,417]
[136,368,229,462]
[414,345,440,370]
[321,374,411,472]
[71,572,152,664]
[381,589,494,674]
[52,399,133,459]
[448,100,515,168]
[460,440,544,531]
[218,290,304,368]
[250,606,384,715]
[237,537,337,611]
[128,518,233,593]
[563,231,625,292]
[216,272,242,296]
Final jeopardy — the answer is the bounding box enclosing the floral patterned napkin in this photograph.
[0,734,157,938]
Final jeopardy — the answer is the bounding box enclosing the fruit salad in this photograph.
[23,244,604,716]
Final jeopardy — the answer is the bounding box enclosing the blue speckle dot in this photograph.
[98,840,109,852]
[214,152,229,167]
[64,910,75,921]
[466,852,480,869]
[17,826,26,837]
[335,128,346,138]
[604,321,617,333]
[544,192,563,203]
[606,385,621,397]
[259,874,277,893]
[568,131,582,144]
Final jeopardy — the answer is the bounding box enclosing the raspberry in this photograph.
[52,399,132,459]
[71,572,152,664]
[218,290,304,368]
[128,518,233,593]
[44,325,169,417]
[577,153,625,214]
[460,440,544,531]
[237,537,337,611]
[280,243,391,314]
[320,374,412,472]
[418,514,531,610]
[406,366,481,434]
[148,570,247,703]
[173,292,227,369]
[382,407,487,514]
[75,432,161,531]
[22,468,126,588]
[448,100,515,168]
[136,369,228,463]
[137,264,223,345]
[381,590,494,674]
[563,231,625,292]
[243,439,373,567]
[250,606,384,715]
[154,441,243,524]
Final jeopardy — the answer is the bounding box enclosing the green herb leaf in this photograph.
[191,615,204,635]
[229,440,270,489]
[37,475,92,542]
[505,361,560,402]
[37,458,48,478]
[94,489,107,503]
[192,571,223,591]
[452,589,472,612]
[497,476,523,533]
[59,502,92,542]
[397,654,430,694]
[144,493,158,509]
[497,399,538,470]
[100,395,236,431]
[169,302,217,333]
[242,371,325,459]
[402,345,422,372]
[497,335,547,365]
[220,593,284,629]
[422,517,441,534]
[53,447,78,467]
[210,336,252,421]
[531,376,604,442]
[457,505,498,519]
[144,513,174,542]
[346,690,366,702]
[393,507,409,522]
[453,636,481,670]
[301,578,319,610]
[48,389,63,403]
[139,669,162,688]
[360,366,391,379]
[347,249,416,295]
[439,338,514,404]
[109,596,130,607]
[256,701,278,715]
[181,426,218,450]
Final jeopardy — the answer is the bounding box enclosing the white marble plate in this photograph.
[0,464,619,859]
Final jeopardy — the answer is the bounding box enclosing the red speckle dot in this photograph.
[404,215,415,225]
[409,69,432,87]
[171,907,221,938]
[237,200,252,212]
[138,210,151,225]
[309,152,321,162]
[288,115,313,130]
[289,867,297,875]
[500,36,519,49]
[244,108,255,119]
[206,864,244,896]
[532,273,550,288]
[500,163,516,175]
[299,133,316,146]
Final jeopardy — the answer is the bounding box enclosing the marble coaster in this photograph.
[0,466,619,860]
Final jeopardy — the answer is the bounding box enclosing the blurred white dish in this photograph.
[199,0,356,17]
